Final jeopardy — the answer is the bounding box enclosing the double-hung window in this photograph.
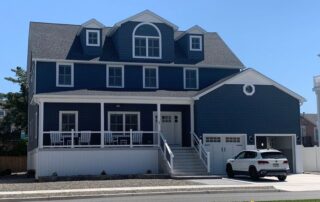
[107,65,124,88]
[143,66,158,88]
[86,30,100,46]
[184,68,198,89]
[108,112,140,131]
[56,63,74,87]
[189,35,202,51]
[133,23,161,59]
[59,111,78,131]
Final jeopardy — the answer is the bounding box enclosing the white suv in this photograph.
[226,149,289,181]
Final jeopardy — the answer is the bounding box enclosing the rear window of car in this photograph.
[261,152,286,159]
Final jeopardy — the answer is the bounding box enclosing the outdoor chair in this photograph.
[132,132,143,145]
[50,132,63,146]
[79,131,91,145]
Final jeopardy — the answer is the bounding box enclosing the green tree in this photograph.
[0,67,28,135]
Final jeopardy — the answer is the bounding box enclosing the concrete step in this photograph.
[174,164,205,169]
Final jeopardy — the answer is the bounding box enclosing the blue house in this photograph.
[27,10,305,178]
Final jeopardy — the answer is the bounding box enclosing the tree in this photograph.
[0,67,28,135]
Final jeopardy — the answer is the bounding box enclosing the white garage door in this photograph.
[203,134,246,174]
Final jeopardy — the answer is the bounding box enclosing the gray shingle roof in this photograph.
[301,113,317,125]
[36,89,198,98]
[29,22,244,68]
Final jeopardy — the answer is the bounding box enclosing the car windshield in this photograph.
[261,152,286,159]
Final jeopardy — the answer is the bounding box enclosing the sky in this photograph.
[0,0,319,113]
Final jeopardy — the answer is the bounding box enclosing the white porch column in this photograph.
[38,101,44,149]
[100,102,105,148]
[314,75,320,146]
[157,103,161,132]
[190,102,194,133]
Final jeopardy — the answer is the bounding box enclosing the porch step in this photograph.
[170,147,209,177]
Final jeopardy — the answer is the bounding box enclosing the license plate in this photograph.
[273,163,279,167]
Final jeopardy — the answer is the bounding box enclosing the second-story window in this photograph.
[143,66,158,88]
[190,35,202,51]
[133,23,161,59]
[107,65,124,88]
[56,63,74,87]
[86,30,100,46]
[184,68,198,89]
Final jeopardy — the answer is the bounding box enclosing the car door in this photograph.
[239,151,257,172]
[231,151,246,171]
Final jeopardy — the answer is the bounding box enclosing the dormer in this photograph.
[80,19,105,56]
[177,25,206,61]
[110,10,177,62]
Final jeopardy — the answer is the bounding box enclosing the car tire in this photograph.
[226,164,234,178]
[277,175,287,181]
[249,166,259,180]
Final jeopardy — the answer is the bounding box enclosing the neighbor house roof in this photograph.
[28,22,245,68]
[301,113,317,125]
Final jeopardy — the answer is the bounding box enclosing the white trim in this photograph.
[254,133,296,173]
[38,102,44,149]
[56,63,74,87]
[86,29,100,47]
[107,111,140,131]
[190,103,194,133]
[143,66,159,89]
[194,68,306,103]
[243,84,255,96]
[106,65,124,88]
[183,68,199,90]
[112,10,178,32]
[132,22,162,59]
[59,111,78,131]
[189,35,202,51]
[33,95,193,105]
[100,103,105,148]
[33,58,245,69]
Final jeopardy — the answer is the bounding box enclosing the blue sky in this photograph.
[0,0,319,112]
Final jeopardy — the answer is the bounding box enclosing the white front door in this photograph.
[204,134,246,174]
[153,112,182,146]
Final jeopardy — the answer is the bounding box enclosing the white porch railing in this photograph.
[42,130,160,148]
[158,132,174,172]
[191,132,210,173]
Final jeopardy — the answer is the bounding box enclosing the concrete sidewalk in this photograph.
[0,184,278,200]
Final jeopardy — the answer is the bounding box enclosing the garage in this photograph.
[255,134,296,173]
[203,134,246,174]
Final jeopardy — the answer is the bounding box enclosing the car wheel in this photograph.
[249,166,259,180]
[226,164,234,178]
[277,175,287,181]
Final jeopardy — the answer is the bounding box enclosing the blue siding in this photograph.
[36,61,239,93]
[113,21,175,63]
[80,28,103,56]
[177,34,204,62]
[194,85,301,145]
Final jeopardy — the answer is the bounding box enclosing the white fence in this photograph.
[303,147,320,172]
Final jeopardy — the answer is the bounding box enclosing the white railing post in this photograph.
[71,129,74,148]
[170,154,174,169]
[100,102,104,148]
[191,133,194,148]
[207,152,210,173]
[38,101,44,149]
[158,132,161,147]
[164,140,167,158]
[130,129,133,148]
[199,140,202,159]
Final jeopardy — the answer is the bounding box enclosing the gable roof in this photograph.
[113,10,178,31]
[194,68,306,103]
[176,25,207,40]
[81,19,105,28]
[301,113,317,125]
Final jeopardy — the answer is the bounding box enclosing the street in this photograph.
[32,191,320,202]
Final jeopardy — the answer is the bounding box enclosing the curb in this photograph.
[0,185,280,201]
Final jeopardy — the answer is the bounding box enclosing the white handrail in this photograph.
[191,132,210,173]
[159,132,174,171]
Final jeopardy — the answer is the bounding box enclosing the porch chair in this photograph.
[50,132,63,146]
[132,132,143,145]
[79,131,91,145]
[104,132,117,145]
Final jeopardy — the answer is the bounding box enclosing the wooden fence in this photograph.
[0,156,27,172]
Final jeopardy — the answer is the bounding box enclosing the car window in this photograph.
[261,152,286,159]
[235,151,246,159]
[244,151,257,159]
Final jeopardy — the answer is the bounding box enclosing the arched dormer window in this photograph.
[132,22,162,59]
